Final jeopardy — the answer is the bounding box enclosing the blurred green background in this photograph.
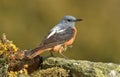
[0,0,120,63]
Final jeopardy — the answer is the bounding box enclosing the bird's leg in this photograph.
[59,46,68,59]
[63,44,72,52]
[49,50,54,57]
[59,52,68,59]
[63,45,68,51]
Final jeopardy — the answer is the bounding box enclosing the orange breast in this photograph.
[52,27,77,53]
[64,27,77,46]
[53,45,62,52]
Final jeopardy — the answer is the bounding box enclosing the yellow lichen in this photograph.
[8,71,18,77]
[8,64,29,77]
[0,34,19,60]
[0,33,29,77]
[24,64,29,68]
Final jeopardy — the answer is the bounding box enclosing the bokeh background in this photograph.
[0,0,120,63]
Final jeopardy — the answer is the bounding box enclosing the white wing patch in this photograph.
[46,29,66,39]
[47,24,66,39]
[57,29,66,33]
[47,30,56,39]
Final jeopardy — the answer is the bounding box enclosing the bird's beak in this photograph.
[76,18,83,22]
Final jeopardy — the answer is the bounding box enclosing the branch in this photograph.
[39,57,120,77]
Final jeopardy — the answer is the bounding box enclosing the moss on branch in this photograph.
[39,57,120,77]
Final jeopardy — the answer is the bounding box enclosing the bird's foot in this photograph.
[60,52,68,59]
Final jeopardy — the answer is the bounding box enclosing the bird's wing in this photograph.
[39,27,75,49]
[26,27,75,59]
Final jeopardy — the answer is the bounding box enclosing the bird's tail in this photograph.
[26,47,47,59]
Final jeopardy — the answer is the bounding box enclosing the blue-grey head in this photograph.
[59,15,82,27]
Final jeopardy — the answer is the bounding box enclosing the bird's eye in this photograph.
[67,19,72,22]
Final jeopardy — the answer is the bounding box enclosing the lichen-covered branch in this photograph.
[41,57,120,77]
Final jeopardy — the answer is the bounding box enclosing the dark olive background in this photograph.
[0,0,120,63]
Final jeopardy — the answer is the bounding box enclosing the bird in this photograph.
[26,15,82,59]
